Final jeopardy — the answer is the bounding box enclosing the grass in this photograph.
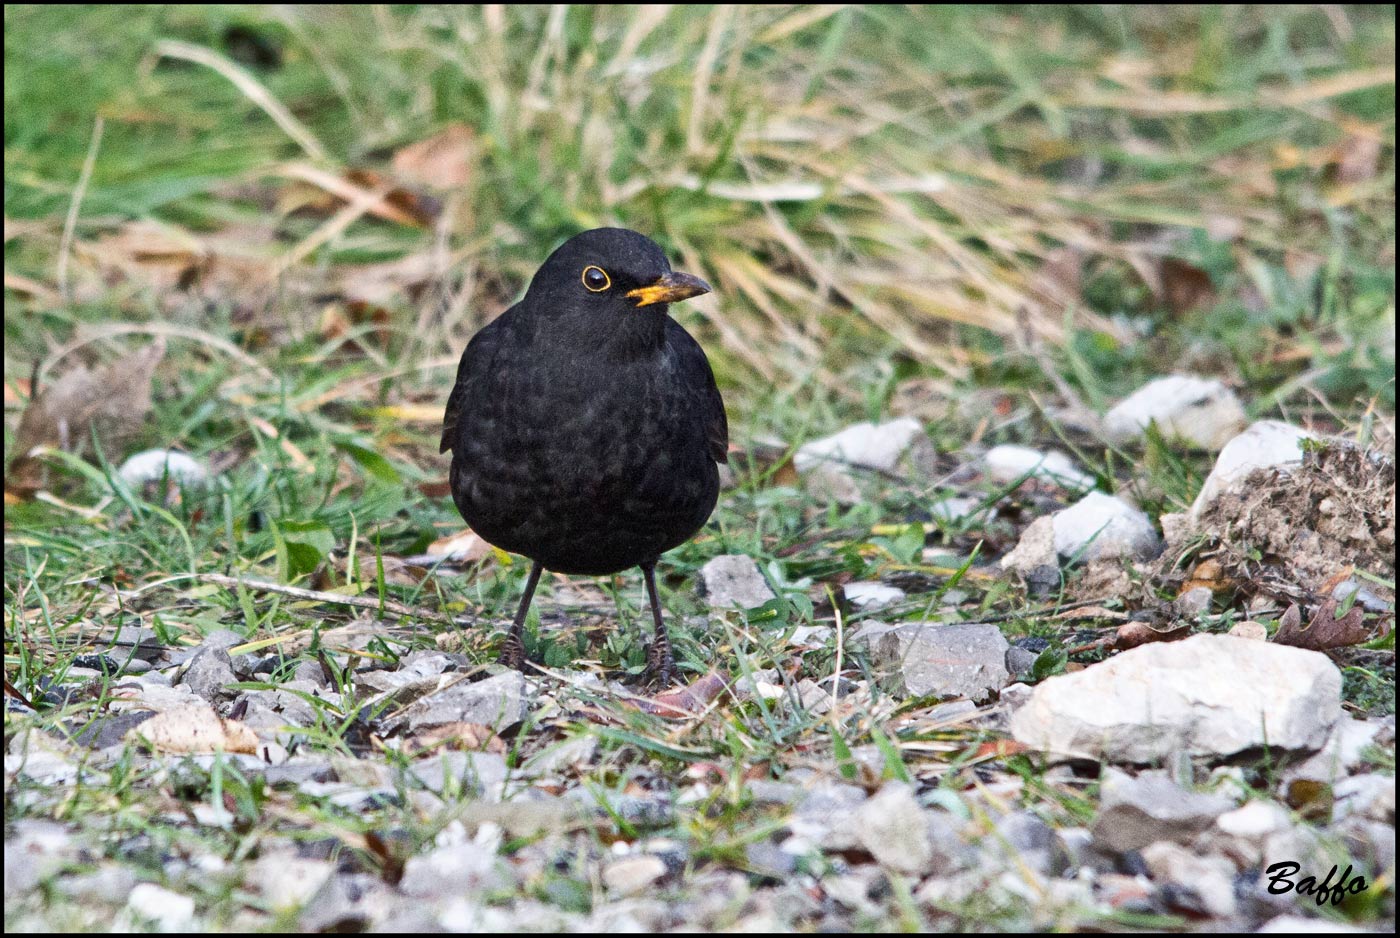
[4,4,1396,932]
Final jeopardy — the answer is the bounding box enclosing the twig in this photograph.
[135,572,475,626]
[56,116,105,300]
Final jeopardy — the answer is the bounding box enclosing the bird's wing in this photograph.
[669,319,729,465]
[440,314,507,455]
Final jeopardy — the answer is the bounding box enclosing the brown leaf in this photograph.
[1112,620,1192,650]
[423,528,494,565]
[1157,257,1216,315]
[6,339,165,495]
[1053,605,1128,622]
[1273,597,1381,650]
[628,671,728,717]
[392,123,475,190]
[402,722,504,755]
[127,703,258,754]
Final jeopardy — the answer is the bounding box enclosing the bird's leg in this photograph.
[639,562,677,686]
[500,561,543,671]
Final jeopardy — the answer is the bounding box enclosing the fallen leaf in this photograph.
[392,123,475,190]
[1053,605,1128,622]
[403,722,504,755]
[628,671,728,717]
[1112,620,1191,650]
[1157,257,1216,315]
[1273,596,1384,650]
[6,339,165,495]
[127,703,258,754]
[422,528,494,565]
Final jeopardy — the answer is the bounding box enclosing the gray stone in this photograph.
[1000,515,1057,574]
[4,820,78,899]
[1286,717,1386,783]
[406,751,508,800]
[851,621,1011,703]
[1102,375,1246,450]
[402,670,529,734]
[298,873,393,933]
[178,645,237,702]
[400,839,508,901]
[1091,770,1233,853]
[698,554,775,609]
[989,810,1069,876]
[852,781,932,874]
[1332,773,1395,825]
[1011,634,1342,763]
[1175,586,1213,618]
[1142,841,1237,918]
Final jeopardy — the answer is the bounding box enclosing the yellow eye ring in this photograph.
[582,266,611,292]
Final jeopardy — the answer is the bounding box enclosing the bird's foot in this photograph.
[497,633,527,671]
[643,641,677,688]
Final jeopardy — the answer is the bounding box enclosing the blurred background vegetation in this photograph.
[5,4,1394,433]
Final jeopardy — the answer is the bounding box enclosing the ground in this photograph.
[3,5,1395,933]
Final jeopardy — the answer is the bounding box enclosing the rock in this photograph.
[1102,375,1246,450]
[1286,717,1385,783]
[1332,774,1395,825]
[999,515,1057,574]
[298,873,394,933]
[1010,634,1342,763]
[246,852,335,910]
[1175,586,1212,618]
[407,751,508,800]
[989,810,1070,876]
[851,621,1011,703]
[1004,646,1038,678]
[795,417,934,476]
[1051,492,1161,562]
[401,670,528,734]
[1227,621,1269,641]
[852,782,932,874]
[117,449,210,489]
[697,554,775,610]
[123,883,197,932]
[1142,841,1237,918]
[177,645,237,702]
[1191,420,1316,518]
[53,864,138,904]
[602,855,669,896]
[4,820,78,899]
[400,833,508,901]
[1091,770,1233,853]
[1205,800,1294,868]
[931,495,981,525]
[843,581,905,610]
[1257,915,1368,934]
[982,444,1095,490]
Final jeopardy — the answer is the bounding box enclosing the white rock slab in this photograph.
[1010,634,1342,763]
[795,417,932,475]
[1191,420,1317,518]
[1102,375,1246,450]
[1051,492,1161,562]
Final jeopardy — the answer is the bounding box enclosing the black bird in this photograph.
[441,228,728,684]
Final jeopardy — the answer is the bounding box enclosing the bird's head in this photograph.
[523,228,711,320]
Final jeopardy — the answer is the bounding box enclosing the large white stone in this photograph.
[795,417,932,475]
[1191,420,1317,518]
[1010,634,1342,763]
[982,445,1094,490]
[1051,492,1161,562]
[1102,375,1246,450]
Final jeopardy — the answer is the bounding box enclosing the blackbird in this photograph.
[441,228,728,684]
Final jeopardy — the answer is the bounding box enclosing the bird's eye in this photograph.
[582,266,611,292]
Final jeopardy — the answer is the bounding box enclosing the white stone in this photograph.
[123,883,197,932]
[1051,492,1161,562]
[1010,634,1342,763]
[602,855,668,896]
[117,449,209,488]
[843,581,906,609]
[1191,420,1317,517]
[982,445,1094,490]
[851,621,1011,703]
[931,495,981,524]
[999,515,1057,573]
[795,417,931,475]
[1102,375,1246,449]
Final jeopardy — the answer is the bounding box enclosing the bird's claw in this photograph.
[644,641,677,688]
[498,634,526,671]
